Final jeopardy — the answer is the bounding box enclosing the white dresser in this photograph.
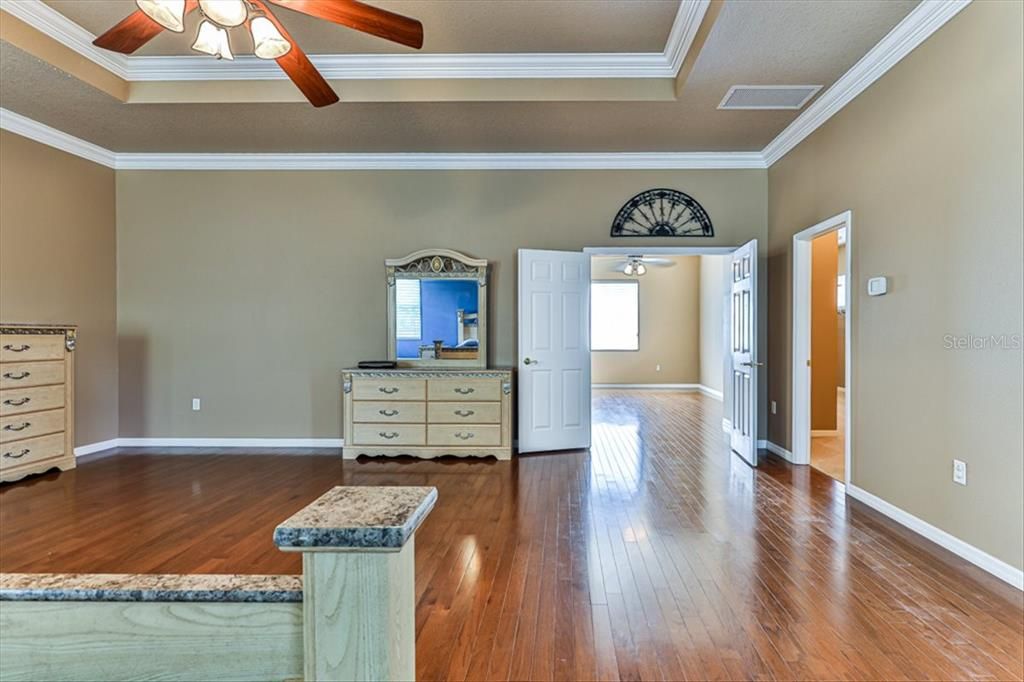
[342,368,513,460]
[1,324,77,483]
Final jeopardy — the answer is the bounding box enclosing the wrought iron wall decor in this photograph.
[610,188,714,237]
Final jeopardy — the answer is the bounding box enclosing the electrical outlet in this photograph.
[656,364,661,372]
[952,459,967,486]
[192,398,201,411]
[771,400,777,415]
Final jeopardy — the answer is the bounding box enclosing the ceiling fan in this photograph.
[92,0,425,107]
[606,255,676,277]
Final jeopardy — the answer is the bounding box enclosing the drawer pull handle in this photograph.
[453,387,475,395]
[3,422,31,432]
[2,371,30,380]
[378,387,400,395]
[2,344,30,352]
[3,449,29,459]
[379,431,400,439]
[378,409,399,417]
[3,398,30,407]
[454,409,475,417]
[454,432,475,440]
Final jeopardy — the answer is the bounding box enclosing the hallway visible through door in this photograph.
[809,227,846,481]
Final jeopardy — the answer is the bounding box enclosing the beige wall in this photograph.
[810,231,839,430]
[698,254,727,394]
[767,1,1023,569]
[591,256,700,384]
[0,131,118,446]
[116,169,766,438]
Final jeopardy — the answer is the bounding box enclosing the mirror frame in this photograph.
[386,249,488,368]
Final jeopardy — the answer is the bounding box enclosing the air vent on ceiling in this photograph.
[718,85,823,110]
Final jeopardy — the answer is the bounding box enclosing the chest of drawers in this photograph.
[1,325,77,483]
[342,368,513,460]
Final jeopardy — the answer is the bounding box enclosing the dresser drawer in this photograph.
[352,423,425,446]
[427,401,501,424]
[0,360,65,390]
[1,384,65,416]
[1,432,65,471]
[1,408,65,444]
[428,424,502,447]
[351,378,426,402]
[427,377,502,402]
[0,334,65,362]
[352,401,426,423]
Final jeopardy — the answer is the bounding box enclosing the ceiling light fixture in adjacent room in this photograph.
[192,20,234,60]
[250,15,291,59]
[198,0,248,27]
[135,0,185,32]
[623,258,647,277]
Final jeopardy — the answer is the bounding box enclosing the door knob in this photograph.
[523,357,537,365]
[742,361,765,367]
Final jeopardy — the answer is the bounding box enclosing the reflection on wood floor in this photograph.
[1,390,1021,680]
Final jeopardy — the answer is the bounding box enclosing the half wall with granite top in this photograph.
[0,486,436,682]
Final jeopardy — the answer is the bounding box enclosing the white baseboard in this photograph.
[847,484,1023,591]
[75,438,344,455]
[811,429,839,437]
[594,383,722,400]
[117,438,344,448]
[758,439,795,462]
[73,439,120,456]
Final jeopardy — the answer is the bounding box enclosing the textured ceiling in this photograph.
[1,0,919,153]
[42,0,680,55]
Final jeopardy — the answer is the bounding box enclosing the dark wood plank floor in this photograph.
[2,391,1022,680]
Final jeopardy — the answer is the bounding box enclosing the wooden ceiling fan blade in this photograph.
[267,0,424,49]
[250,2,339,107]
[92,1,198,54]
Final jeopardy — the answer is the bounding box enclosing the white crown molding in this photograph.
[847,484,1023,591]
[0,0,130,78]
[0,109,766,168]
[1,0,707,81]
[761,0,972,166]
[113,151,766,170]
[0,108,117,168]
[664,0,710,74]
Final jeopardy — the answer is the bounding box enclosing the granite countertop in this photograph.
[274,486,438,550]
[0,573,302,603]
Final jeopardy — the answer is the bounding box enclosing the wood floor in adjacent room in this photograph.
[1,391,1021,681]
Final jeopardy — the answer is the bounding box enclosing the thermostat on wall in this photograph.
[867,276,888,296]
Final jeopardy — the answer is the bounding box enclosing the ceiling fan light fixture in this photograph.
[192,20,234,60]
[250,16,291,59]
[198,0,248,27]
[136,0,185,32]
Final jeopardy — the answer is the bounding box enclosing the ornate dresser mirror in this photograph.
[386,249,488,368]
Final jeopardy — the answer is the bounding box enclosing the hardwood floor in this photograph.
[811,389,845,481]
[2,391,1022,680]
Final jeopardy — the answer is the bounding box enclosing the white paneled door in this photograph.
[517,249,592,454]
[730,240,759,466]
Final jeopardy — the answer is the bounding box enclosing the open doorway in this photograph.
[517,244,761,467]
[792,212,852,484]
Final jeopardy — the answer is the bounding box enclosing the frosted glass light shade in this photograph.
[192,20,234,60]
[198,0,247,27]
[635,262,647,276]
[136,0,185,32]
[250,16,291,59]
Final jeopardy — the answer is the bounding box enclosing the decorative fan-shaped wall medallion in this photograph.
[610,189,714,237]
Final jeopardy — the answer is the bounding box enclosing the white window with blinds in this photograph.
[591,281,639,351]
[395,279,422,339]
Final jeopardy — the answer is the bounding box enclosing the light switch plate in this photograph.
[953,459,967,485]
[867,276,888,296]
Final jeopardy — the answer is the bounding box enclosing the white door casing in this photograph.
[517,249,592,453]
[730,240,759,466]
